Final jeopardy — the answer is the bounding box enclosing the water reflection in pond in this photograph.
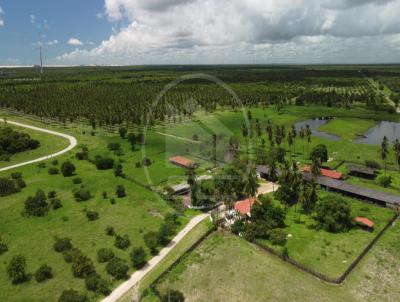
[294,118,400,145]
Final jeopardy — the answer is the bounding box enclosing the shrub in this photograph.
[48,191,57,198]
[119,127,127,138]
[114,163,124,177]
[0,177,20,197]
[142,158,152,166]
[58,289,87,302]
[107,142,121,151]
[75,151,88,160]
[24,189,49,217]
[38,162,46,168]
[269,228,287,246]
[231,220,245,235]
[93,156,114,170]
[97,248,115,263]
[85,274,110,295]
[130,247,147,269]
[61,161,76,177]
[114,234,130,250]
[50,198,63,210]
[378,175,392,188]
[52,159,59,165]
[63,248,82,263]
[102,191,108,199]
[315,195,353,233]
[34,264,53,282]
[11,172,22,180]
[365,160,381,170]
[0,242,8,255]
[106,257,129,279]
[15,177,26,189]
[86,211,99,221]
[71,255,96,278]
[105,226,115,236]
[7,255,28,284]
[48,167,59,175]
[74,189,91,202]
[161,290,185,302]
[144,232,159,255]
[54,237,72,253]
[73,178,82,184]
[115,185,126,198]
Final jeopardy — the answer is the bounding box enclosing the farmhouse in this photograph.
[347,165,376,179]
[234,198,256,217]
[169,156,196,168]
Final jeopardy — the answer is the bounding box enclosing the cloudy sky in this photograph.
[1,0,400,65]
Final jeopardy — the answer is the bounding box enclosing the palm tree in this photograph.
[287,133,293,160]
[381,136,389,175]
[299,127,305,160]
[306,124,312,162]
[310,158,321,179]
[393,139,400,171]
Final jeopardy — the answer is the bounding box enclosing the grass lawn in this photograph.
[259,193,395,278]
[317,118,377,141]
[155,220,400,302]
[0,122,69,168]
[346,170,400,197]
[0,115,202,302]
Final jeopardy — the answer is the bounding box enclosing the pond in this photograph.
[294,118,400,145]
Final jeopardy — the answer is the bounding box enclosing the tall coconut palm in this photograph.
[381,136,389,176]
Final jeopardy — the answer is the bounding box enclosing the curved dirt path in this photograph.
[102,213,210,302]
[0,119,77,172]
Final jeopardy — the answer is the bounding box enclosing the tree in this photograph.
[394,139,400,171]
[61,161,76,177]
[114,235,131,250]
[7,255,28,284]
[54,237,72,252]
[24,189,49,217]
[34,264,53,282]
[115,185,126,198]
[243,165,259,198]
[315,195,353,233]
[144,231,159,255]
[310,144,328,164]
[71,255,96,278]
[161,290,185,302]
[113,163,124,178]
[275,161,302,206]
[118,127,127,138]
[130,247,147,269]
[106,257,129,279]
[186,166,196,189]
[381,136,389,175]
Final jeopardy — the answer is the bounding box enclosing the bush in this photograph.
[0,177,20,197]
[114,234,130,250]
[97,248,115,263]
[74,189,91,202]
[115,185,126,198]
[34,264,53,282]
[48,167,59,175]
[105,226,115,236]
[52,159,59,165]
[119,127,127,138]
[54,237,72,253]
[106,257,129,279]
[61,161,76,177]
[48,191,57,198]
[231,220,245,235]
[75,151,88,160]
[50,198,63,210]
[7,255,28,284]
[24,189,49,217]
[107,142,121,151]
[71,255,96,278]
[73,177,82,184]
[11,172,22,180]
[63,248,82,263]
[130,247,147,269]
[86,211,99,221]
[365,160,381,170]
[93,156,114,170]
[315,195,353,233]
[144,232,159,255]
[0,242,8,255]
[161,290,185,302]
[142,158,152,166]
[269,228,287,246]
[58,289,87,302]
[378,175,392,188]
[85,274,110,295]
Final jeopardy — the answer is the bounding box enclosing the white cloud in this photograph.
[47,40,58,46]
[67,38,84,46]
[57,0,400,64]
[30,14,36,24]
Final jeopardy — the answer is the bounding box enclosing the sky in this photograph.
[1,0,400,65]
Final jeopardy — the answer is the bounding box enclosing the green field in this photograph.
[0,115,200,302]
[155,222,400,302]
[259,193,394,278]
[317,118,377,141]
[0,122,69,168]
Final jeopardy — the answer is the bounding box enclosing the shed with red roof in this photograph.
[303,166,343,180]
[355,217,374,229]
[169,156,196,169]
[234,198,256,216]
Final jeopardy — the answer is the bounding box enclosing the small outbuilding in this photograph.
[234,198,256,217]
[169,156,196,169]
[347,165,376,179]
[303,166,343,180]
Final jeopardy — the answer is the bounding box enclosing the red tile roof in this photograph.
[303,166,343,180]
[234,198,256,216]
[355,217,374,228]
[169,156,195,168]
